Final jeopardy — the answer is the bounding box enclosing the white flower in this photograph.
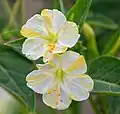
[26,51,94,110]
[21,9,80,62]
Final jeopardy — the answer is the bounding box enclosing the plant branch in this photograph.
[97,96,109,114]
[58,0,65,14]
[107,36,120,55]
[82,23,99,61]
[21,0,25,25]
[8,0,21,27]
[2,0,11,17]
[2,0,17,26]
[89,96,101,114]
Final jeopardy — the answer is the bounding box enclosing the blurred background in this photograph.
[0,0,120,114]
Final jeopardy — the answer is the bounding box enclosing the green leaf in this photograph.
[2,27,22,41]
[67,0,92,27]
[0,45,36,112]
[6,38,25,55]
[88,56,120,95]
[104,96,120,114]
[0,86,27,114]
[90,0,120,24]
[102,28,120,55]
[87,12,118,30]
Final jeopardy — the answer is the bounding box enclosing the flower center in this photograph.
[55,68,64,83]
[48,32,57,43]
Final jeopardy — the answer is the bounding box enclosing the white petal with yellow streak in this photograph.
[65,79,89,101]
[21,14,48,38]
[58,21,80,47]
[22,38,46,60]
[61,51,87,74]
[66,55,87,75]
[26,69,53,94]
[67,74,94,91]
[41,9,66,33]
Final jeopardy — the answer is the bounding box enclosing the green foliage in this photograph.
[91,0,120,24]
[67,0,92,27]
[0,45,36,112]
[54,0,65,13]
[0,17,7,32]
[6,38,25,55]
[102,28,120,55]
[88,56,120,95]
[87,12,119,30]
[0,87,27,114]
[2,27,21,41]
[82,23,99,63]
[104,96,120,114]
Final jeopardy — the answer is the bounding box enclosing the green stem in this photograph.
[82,23,99,61]
[8,0,21,27]
[58,0,65,14]
[107,36,120,55]
[2,0,17,26]
[98,96,109,114]
[21,0,25,25]
[2,0,11,17]
[53,0,59,9]
[89,96,100,114]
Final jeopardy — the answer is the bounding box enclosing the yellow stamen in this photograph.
[48,44,56,53]
[55,88,61,106]
[48,89,53,95]
[47,87,61,106]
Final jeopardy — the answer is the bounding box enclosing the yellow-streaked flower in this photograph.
[26,51,94,110]
[21,9,80,62]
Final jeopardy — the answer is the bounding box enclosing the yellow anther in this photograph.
[48,89,53,95]
[48,44,56,53]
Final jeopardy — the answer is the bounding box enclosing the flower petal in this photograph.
[21,14,48,38]
[41,9,53,32]
[58,21,80,47]
[48,54,61,69]
[53,42,68,53]
[66,79,90,101]
[41,9,66,33]
[61,51,87,74]
[26,69,53,94]
[22,38,46,60]
[36,63,55,70]
[68,74,94,91]
[43,85,72,110]
[52,9,66,33]
[43,49,53,62]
